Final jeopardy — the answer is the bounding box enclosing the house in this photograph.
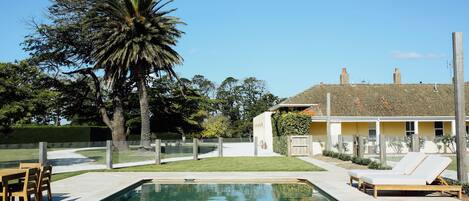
[254,68,467,154]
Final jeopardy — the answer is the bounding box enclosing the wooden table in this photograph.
[0,169,26,201]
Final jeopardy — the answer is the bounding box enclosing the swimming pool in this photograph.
[106,180,335,201]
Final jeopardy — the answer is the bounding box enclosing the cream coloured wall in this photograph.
[253,112,274,152]
[444,121,452,135]
[310,122,326,136]
[380,122,405,136]
[341,122,369,136]
[419,122,434,138]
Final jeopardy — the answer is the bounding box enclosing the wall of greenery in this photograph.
[0,126,111,144]
[271,112,311,155]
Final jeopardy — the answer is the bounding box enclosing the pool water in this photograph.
[110,181,334,201]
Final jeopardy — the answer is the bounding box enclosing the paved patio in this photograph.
[50,156,461,201]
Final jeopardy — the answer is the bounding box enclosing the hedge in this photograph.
[271,112,311,136]
[271,112,311,155]
[273,135,288,155]
[322,150,391,170]
[0,126,111,144]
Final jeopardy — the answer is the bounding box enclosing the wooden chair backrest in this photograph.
[38,165,52,189]
[19,163,41,169]
[23,168,39,194]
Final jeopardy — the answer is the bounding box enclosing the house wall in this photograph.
[419,122,434,138]
[253,112,274,152]
[341,122,368,136]
[380,122,405,136]
[310,122,326,135]
[444,121,452,135]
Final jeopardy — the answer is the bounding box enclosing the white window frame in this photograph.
[368,123,376,139]
[434,121,444,137]
[405,122,415,137]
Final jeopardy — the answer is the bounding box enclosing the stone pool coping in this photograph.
[50,157,460,201]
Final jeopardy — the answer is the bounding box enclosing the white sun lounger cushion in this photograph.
[361,156,452,185]
[348,152,425,178]
[348,169,399,178]
[361,174,426,185]
[391,152,426,174]
[410,155,451,184]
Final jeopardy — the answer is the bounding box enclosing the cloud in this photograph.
[391,51,445,60]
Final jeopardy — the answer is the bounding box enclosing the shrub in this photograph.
[271,112,311,136]
[350,156,372,166]
[368,161,391,170]
[273,135,289,155]
[331,152,339,158]
[338,153,351,161]
[445,178,469,194]
[0,126,111,144]
[322,150,334,157]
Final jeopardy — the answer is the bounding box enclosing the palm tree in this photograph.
[91,0,184,148]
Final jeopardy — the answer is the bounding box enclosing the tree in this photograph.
[191,75,216,98]
[214,77,279,138]
[148,76,211,138]
[0,62,47,134]
[216,77,242,122]
[90,0,184,148]
[201,115,230,138]
[23,0,131,148]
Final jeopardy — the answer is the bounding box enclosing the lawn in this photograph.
[0,149,38,168]
[52,157,324,181]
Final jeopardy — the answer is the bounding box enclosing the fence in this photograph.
[309,134,463,169]
[0,137,267,173]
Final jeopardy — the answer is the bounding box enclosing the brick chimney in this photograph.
[393,68,401,84]
[340,68,349,85]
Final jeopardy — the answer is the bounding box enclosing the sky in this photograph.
[1,0,469,98]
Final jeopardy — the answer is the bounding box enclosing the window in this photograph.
[405,122,415,137]
[368,123,376,139]
[434,121,444,137]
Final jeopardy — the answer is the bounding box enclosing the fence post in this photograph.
[254,136,258,156]
[337,135,343,154]
[308,135,314,156]
[218,137,223,157]
[358,136,365,158]
[155,139,161,165]
[39,142,47,166]
[106,140,113,169]
[287,136,292,157]
[193,138,198,160]
[379,135,387,165]
[411,134,420,152]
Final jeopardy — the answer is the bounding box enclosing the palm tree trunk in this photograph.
[138,72,152,148]
[111,97,128,150]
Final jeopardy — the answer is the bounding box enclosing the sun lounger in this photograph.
[348,152,426,186]
[360,155,462,199]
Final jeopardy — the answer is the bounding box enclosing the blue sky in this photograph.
[1,0,468,98]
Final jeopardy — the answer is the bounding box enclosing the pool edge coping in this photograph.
[100,177,338,201]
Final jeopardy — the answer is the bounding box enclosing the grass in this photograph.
[0,149,38,163]
[51,157,324,181]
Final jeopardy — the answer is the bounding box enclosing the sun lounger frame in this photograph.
[361,176,462,199]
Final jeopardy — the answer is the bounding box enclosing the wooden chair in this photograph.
[8,167,39,201]
[37,165,52,201]
[19,163,41,169]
